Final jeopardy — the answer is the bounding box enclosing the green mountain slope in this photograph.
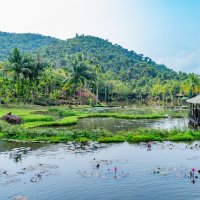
[0,32,191,102]
[0,32,187,82]
[0,31,59,60]
[39,35,187,81]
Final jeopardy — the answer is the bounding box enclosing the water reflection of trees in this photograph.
[0,141,48,162]
[0,141,47,152]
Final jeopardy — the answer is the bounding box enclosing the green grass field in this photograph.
[0,104,191,143]
[0,104,187,128]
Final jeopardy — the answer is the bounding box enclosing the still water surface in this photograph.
[1,141,200,200]
[70,117,189,133]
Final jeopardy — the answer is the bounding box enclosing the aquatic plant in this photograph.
[58,110,78,117]
[97,135,126,143]
[22,114,54,122]
[0,104,193,143]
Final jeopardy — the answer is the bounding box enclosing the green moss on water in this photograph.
[0,104,191,143]
[97,135,126,143]
[127,135,162,142]
[24,112,175,128]
[168,134,193,141]
[58,110,78,117]
[80,112,185,120]
[0,104,187,130]
[23,116,78,128]
[48,107,61,112]
[2,118,200,144]
[76,137,89,143]
[45,116,78,126]
[22,114,54,122]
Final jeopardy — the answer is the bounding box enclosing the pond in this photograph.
[1,141,200,200]
[68,117,189,133]
[83,105,188,115]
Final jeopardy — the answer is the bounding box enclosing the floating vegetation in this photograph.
[65,141,107,153]
[135,141,200,151]
[150,166,200,183]
[10,147,31,155]
[30,173,43,182]
[78,159,129,179]
[9,147,31,162]
[10,194,28,200]
[22,163,58,172]
[0,163,59,186]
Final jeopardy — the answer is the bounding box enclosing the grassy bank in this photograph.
[0,104,191,143]
[22,116,78,128]
[0,104,187,128]
[0,120,199,143]
[80,112,185,119]
[21,112,186,128]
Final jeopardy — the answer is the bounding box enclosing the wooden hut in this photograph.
[187,95,200,127]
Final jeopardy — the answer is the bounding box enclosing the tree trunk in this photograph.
[104,84,107,102]
[80,88,82,105]
[96,80,99,105]
[74,83,77,100]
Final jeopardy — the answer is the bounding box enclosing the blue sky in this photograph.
[0,0,199,73]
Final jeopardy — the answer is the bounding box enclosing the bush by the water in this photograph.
[1,113,22,124]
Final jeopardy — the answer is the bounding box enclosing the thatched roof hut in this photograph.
[187,95,200,104]
[187,95,200,127]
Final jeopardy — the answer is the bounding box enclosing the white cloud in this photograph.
[156,50,200,74]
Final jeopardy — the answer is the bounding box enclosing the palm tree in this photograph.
[7,48,27,101]
[24,54,46,104]
[8,49,46,103]
[8,48,24,81]
[20,55,33,80]
[188,73,200,96]
[31,54,46,82]
[64,53,96,102]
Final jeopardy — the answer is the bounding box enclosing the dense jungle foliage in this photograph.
[0,31,58,61]
[0,32,199,105]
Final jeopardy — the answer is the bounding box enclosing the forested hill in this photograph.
[39,35,186,81]
[0,32,59,60]
[0,32,187,82]
[0,31,195,102]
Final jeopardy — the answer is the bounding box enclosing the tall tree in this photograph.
[64,53,96,102]
[188,73,200,96]
[8,48,24,80]
[93,64,101,105]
